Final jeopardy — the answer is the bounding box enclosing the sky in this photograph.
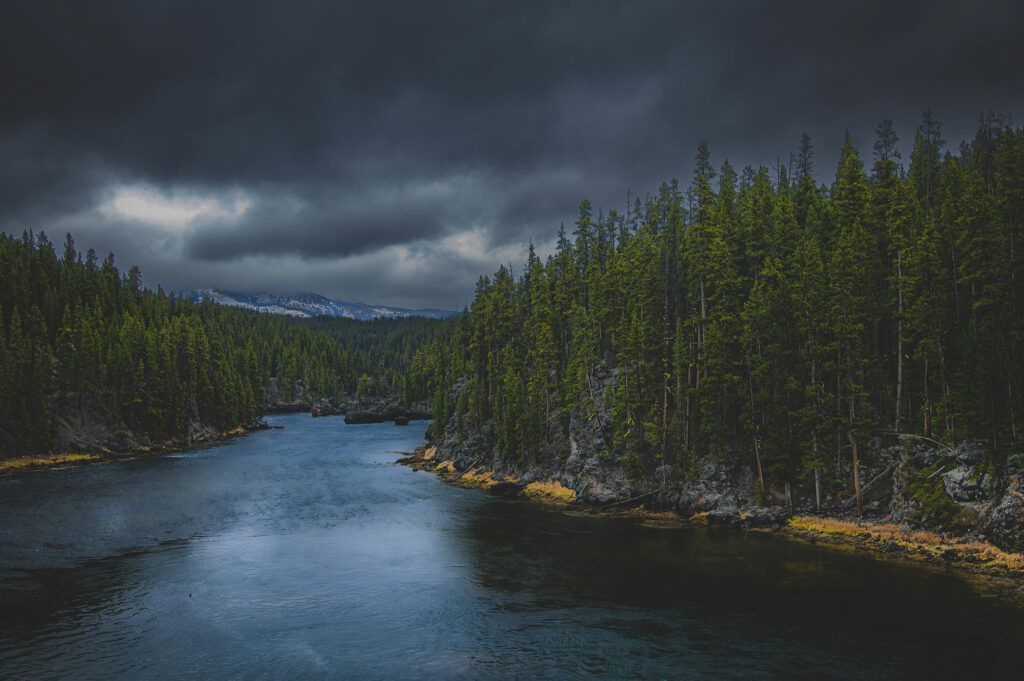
[2,1,1023,309]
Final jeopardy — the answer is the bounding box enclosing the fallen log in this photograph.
[841,465,893,509]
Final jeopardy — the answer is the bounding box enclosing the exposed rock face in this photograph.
[943,464,996,503]
[705,507,790,530]
[263,377,311,413]
[52,409,267,459]
[311,397,344,418]
[671,460,758,513]
[427,372,1024,548]
[429,369,763,520]
[985,475,1024,553]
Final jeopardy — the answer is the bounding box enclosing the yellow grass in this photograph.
[421,446,437,460]
[521,479,576,503]
[788,515,1024,570]
[460,468,497,489]
[791,516,940,543]
[688,511,711,525]
[0,452,101,473]
[435,460,457,474]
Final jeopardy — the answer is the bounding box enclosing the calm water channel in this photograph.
[1,414,1022,680]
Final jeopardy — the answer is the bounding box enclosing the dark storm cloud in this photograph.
[184,183,456,261]
[2,0,1023,306]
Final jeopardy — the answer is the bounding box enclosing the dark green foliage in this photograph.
[412,113,1024,500]
[0,232,453,457]
[904,473,970,532]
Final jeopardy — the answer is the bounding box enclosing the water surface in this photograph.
[1,414,1022,680]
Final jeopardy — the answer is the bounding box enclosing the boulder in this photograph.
[985,475,1024,553]
[942,465,996,503]
[311,397,344,418]
[706,507,789,530]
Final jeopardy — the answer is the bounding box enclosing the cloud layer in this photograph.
[2,1,1022,307]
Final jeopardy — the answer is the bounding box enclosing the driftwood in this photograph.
[599,488,663,509]
[841,465,893,509]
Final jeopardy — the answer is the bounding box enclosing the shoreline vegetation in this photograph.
[0,398,435,476]
[398,445,1024,591]
[4,111,1023,601]
[402,113,1024,592]
[0,421,272,476]
[0,230,449,463]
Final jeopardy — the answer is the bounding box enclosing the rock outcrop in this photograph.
[429,368,765,521]
[985,475,1024,553]
[311,397,344,418]
[343,398,431,424]
[426,371,1024,549]
[263,377,312,413]
[50,408,268,461]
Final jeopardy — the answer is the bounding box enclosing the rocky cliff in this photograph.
[41,406,269,469]
[428,370,1024,552]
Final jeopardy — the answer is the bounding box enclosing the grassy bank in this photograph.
[400,446,577,504]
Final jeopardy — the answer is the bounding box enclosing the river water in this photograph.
[1,414,1022,680]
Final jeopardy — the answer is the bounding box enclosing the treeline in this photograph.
[411,111,1023,508]
[0,232,452,457]
[302,316,452,400]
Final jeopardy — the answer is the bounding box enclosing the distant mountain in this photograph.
[179,289,455,320]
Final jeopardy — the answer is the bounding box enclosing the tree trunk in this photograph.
[923,359,931,438]
[747,370,766,498]
[662,241,671,469]
[895,250,904,433]
[684,336,692,452]
[847,352,863,517]
[814,464,822,512]
[939,342,953,436]
[1010,377,1018,445]
[836,366,842,474]
[699,274,707,381]
[849,427,862,517]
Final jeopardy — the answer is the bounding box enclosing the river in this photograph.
[1,414,1022,680]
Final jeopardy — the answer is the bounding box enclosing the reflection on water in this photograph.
[1,414,1022,680]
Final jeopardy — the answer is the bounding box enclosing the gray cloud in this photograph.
[2,0,1023,307]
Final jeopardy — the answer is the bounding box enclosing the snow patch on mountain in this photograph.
[178,289,454,320]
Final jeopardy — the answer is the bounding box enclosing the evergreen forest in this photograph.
[0,231,451,458]
[410,112,1024,506]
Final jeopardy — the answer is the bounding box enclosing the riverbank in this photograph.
[397,445,1024,590]
[0,421,271,476]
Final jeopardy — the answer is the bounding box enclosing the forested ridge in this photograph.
[411,112,1024,509]
[0,231,451,458]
